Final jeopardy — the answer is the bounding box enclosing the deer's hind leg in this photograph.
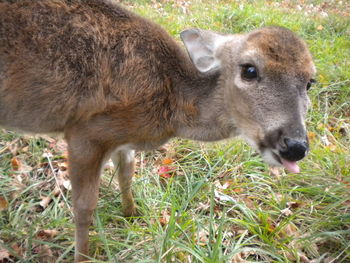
[111,148,137,217]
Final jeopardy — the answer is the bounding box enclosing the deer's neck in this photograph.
[170,55,238,142]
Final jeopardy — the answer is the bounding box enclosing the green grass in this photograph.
[1,0,349,262]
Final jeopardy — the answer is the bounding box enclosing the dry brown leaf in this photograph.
[11,157,20,171]
[33,244,54,263]
[3,138,20,156]
[39,186,61,210]
[9,176,27,199]
[233,187,244,193]
[56,169,71,190]
[50,138,68,157]
[283,223,299,237]
[269,167,282,179]
[222,179,234,190]
[37,229,59,240]
[10,156,32,175]
[287,201,303,209]
[162,158,173,165]
[0,246,10,262]
[343,199,350,207]
[194,229,209,246]
[197,202,210,212]
[285,251,314,263]
[231,252,246,263]
[39,135,56,144]
[159,210,170,226]
[0,196,8,211]
[308,131,316,140]
[158,165,176,178]
[281,207,293,216]
[10,243,24,258]
[62,180,71,190]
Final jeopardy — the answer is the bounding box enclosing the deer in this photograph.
[0,0,316,261]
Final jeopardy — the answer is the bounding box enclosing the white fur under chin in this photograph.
[261,149,282,167]
[240,135,282,167]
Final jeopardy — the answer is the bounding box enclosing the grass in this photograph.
[1,0,349,262]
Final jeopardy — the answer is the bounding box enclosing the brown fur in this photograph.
[0,0,315,261]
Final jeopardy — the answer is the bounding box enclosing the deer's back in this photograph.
[0,0,185,134]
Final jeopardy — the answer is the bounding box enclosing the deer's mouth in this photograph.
[261,148,301,173]
[241,134,304,173]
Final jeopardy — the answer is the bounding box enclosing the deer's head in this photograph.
[181,26,315,172]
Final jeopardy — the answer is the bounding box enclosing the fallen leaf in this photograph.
[11,157,21,171]
[33,244,54,263]
[159,210,170,226]
[281,207,293,216]
[198,202,210,210]
[283,223,299,237]
[37,229,59,240]
[308,131,316,140]
[162,158,173,165]
[4,138,20,156]
[10,156,32,175]
[50,139,68,157]
[287,201,303,209]
[222,179,234,189]
[299,252,313,263]
[267,217,276,233]
[269,167,282,179]
[39,186,61,210]
[233,187,244,193]
[158,165,176,178]
[0,196,8,211]
[58,161,68,171]
[0,246,10,262]
[238,196,255,209]
[62,180,71,190]
[231,252,246,262]
[343,199,350,207]
[39,135,56,144]
[195,229,209,246]
[10,243,23,258]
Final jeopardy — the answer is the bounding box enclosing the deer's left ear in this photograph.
[180,28,231,73]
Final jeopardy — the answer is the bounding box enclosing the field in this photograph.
[0,0,349,262]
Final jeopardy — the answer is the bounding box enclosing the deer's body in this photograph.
[0,0,315,261]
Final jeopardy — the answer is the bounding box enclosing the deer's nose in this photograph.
[279,138,308,161]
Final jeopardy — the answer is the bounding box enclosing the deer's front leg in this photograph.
[111,149,137,217]
[67,135,107,262]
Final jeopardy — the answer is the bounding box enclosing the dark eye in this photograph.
[306,79,316,91]
[241,65,258,81]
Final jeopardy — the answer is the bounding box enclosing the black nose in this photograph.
[279,138,308,161]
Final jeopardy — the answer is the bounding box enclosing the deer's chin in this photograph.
[240,135,279,165]
[260,148,283,167]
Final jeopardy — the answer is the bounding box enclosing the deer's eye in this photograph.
[241,65,258,81]
[306,79,316,91]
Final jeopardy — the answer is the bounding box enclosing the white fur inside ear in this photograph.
[180,29,231,73]
[196,56,218,72]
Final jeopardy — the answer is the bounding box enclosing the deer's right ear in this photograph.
[180,28,230,73]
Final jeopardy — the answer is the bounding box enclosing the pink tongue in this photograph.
[281,159,300,173]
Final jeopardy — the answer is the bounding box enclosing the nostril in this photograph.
[279,138,308,162]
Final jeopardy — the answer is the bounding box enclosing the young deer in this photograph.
[0,0,315,261]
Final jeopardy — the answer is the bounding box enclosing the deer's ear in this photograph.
[180,28,230,73]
